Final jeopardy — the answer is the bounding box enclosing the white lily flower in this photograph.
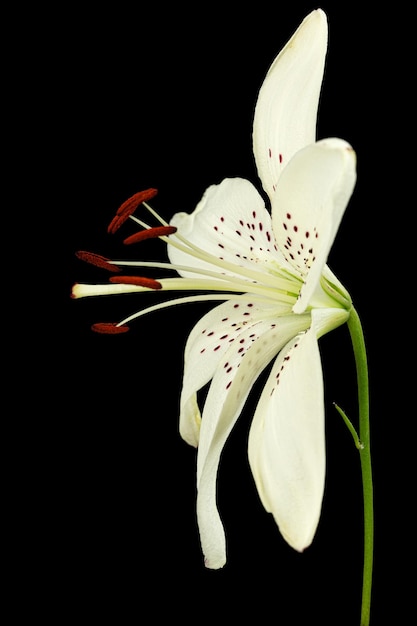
[73,9,356,569]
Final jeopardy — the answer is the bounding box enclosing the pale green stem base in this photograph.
[346,307,374,626]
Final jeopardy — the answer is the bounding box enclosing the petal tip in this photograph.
[280,526,315,553]
[204,555,226,570]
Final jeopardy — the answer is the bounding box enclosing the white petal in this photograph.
[196,313,311,568]
[270,138,356,313]
[178,299,283,447]
[179,295,295,447]
[253,9,328,198]
[168,177,289,278]
[320,264,351,304]
[248,318,326,552]
[310,306,350,338]
[308,264,352,311]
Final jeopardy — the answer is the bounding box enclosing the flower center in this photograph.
[73,190,348,333]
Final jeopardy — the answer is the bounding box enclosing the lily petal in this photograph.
[179,299,294,447]
[168,177,290,277]
[253,9,328,198]
[196,313,311,568]
[248,308,337,551]
[270,138,357,313]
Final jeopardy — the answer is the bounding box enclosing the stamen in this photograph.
[91,322,130,334]
[107,188,158,234]
[109,275,163,290]
[116,189,158,216]
[123,226,177,245]
[75,251,120,273]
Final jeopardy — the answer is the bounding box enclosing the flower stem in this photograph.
[347,306,373,626]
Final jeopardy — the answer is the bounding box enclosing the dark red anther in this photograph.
[107,188,158,234]
[123,225,177,245]
[91,322,130,334]
[116,189,158,216]
[75,250,121,272]
[107,214,126,234]
[109,275,162,290]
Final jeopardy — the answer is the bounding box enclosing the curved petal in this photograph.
[311,306,350,339]
[270,138,357,313]
[321,264,351,304]
[179,298,294,447]
[168,177,290,277]
[253,9,328,198]
[248,314,327,552]
[196,313,311,568]
[308,264,352,311]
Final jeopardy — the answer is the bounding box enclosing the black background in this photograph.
[43,2,400,623]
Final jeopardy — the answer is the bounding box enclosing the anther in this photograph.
[109,275,163,290]
[75,250,120,272]
[123,225,177,245]
[91,322,130,334]
[107,188,158,234]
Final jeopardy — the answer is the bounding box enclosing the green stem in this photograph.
[347,307,374,626]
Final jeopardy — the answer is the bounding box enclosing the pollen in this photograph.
[75,250,120,273]
[123,226,177,245]
[91,322,130,334]
[109,275,163,289]
[107,188,158,234]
